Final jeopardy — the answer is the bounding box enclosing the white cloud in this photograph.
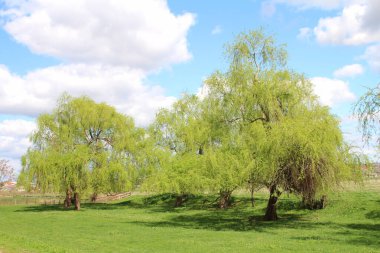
[333,64,364,78]
[0,119,36,173]
[0,64,176,126]
[310,1,380,45]
[363,44,380,72]
[211,25,222,35]
[1,0,195,72]
[261,1,276,17]
[310,77,356,106]
[272,0,354,10]
[297,27,312,40]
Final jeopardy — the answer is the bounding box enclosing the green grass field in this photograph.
[0,181,379,253]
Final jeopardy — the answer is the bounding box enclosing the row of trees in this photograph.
[19,30,363,220]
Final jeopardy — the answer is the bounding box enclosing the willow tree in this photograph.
[354,85,380,145]
[20,94,141,210]
[205,29,361,220]
[144,94,211,206]
[261,105,362,219]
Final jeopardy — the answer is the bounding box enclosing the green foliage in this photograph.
[264,106,363,203]
[144,94,210,195]
[20,94,142,207]
[203,29,362,213]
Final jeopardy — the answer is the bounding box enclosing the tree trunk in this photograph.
[250,187,255,207]
[264,185,280,221]
[64,189,72,208]
[91,193,98,202]
[74,192,80,211]
[174,194,186,207]
[219,190,232,209]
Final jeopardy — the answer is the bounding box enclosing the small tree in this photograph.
[354,85,380,145]
[0,159,15,186]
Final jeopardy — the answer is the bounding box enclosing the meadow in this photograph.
[0,181,379,253]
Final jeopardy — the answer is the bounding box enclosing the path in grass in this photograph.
[0,183,379,253]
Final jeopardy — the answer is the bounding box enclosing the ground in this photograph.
[0,180,379,253]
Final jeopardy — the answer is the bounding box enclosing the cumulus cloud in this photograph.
[270,0,353,11]
[363,44,380,72]
[310,77,356,106]
[333,64,364,78]
[0,119,36,172]
[261,1,276,17]
[0,64,176,126]
[309,1,380,45]
[297,27,312,40]
[1,0,195,72]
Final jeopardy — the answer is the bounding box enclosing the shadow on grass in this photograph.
[125,210,330,232]
[14,202,120,212]
[365,210,380,220]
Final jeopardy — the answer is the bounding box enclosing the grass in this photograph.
[0,181,379,253]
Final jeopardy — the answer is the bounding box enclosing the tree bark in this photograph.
[174,194,186,207]
[64,189,72,208]
[219,190,232,209]
[91,192,98,202]
[250,186,255,207]
[264,185,280,221]
[74,192,80,211]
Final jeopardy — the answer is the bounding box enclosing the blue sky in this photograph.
[0,0,379,172]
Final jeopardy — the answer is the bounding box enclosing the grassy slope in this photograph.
[0,182,379,253]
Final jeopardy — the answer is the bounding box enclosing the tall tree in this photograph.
[205,29,361,220]
[20,94,141,210]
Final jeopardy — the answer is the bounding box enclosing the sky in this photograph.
[0,0,379,172]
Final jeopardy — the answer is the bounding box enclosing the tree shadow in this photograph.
[335,223,380,249]
[125,208,321,232]
[15,204,72,212]
[14,202,120,212]
[365,210,380,220]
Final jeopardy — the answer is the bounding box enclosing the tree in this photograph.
[204,29,361,220]
[144,94,210,206]
[20,94,141,210]
[0,159,15,186]
[354,85,380,144]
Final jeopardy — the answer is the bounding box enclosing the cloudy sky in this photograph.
[0,0,379,172]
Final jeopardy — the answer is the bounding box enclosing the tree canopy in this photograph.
[20,94,143,210]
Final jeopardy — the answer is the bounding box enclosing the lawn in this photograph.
[0,181,379,253]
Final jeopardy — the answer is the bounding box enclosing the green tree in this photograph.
[144,94,210,206]
[20,94,141,210]
[205,29,361,220]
